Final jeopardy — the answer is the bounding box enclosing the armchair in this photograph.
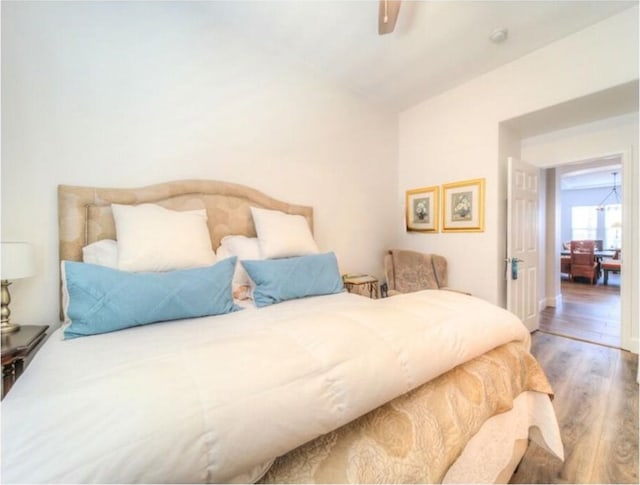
[384,249,469,296]
[570,240,598,285]
[601,249,621,285]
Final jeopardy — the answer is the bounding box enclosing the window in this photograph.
[604,204,622,249]
[571,206,597,241]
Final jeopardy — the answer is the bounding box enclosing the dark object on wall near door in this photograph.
[570,240,598,284]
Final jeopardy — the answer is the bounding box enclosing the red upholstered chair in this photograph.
[570,240,598,285]
[601,249,621,285]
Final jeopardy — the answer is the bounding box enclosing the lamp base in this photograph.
[1,322,20,334]
[1,280,20,333]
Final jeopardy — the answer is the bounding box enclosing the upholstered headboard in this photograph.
[58,179,314,264]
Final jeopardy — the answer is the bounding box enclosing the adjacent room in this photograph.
[1,1,638,484]
[545,160,624,347]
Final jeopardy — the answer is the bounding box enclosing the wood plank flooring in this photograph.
[510,332,638,484]
[540,273,620,348]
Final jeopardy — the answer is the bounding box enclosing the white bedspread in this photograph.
[1,290,529,484]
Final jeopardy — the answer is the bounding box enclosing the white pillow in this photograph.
[250,207,319,259]
[217,236,262,295]
[112,203,216,272]
[82,239,118,268]
[220,235,262,261]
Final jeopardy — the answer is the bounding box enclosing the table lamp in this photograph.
[610,221,622,250]
[1,242,35,334]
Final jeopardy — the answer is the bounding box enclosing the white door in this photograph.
[507,157,540,331]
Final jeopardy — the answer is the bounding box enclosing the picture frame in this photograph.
[442,178,485,232]
[405,185,439,232]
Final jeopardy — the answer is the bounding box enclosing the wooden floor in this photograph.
[510,332,639,484]
[540,273,620,348]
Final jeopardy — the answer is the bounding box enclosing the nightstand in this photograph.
[343,275,379,299]
[1,325,48,399]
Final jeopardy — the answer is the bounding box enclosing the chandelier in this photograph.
[596,172,620,211]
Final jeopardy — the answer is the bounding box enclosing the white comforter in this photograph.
[1,290,529,484]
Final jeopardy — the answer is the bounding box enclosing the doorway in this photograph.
[541,157,623,348]
[502,86,638,354]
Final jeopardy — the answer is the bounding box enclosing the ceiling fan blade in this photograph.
[378,0,401,35]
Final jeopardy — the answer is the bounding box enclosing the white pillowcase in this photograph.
[250,207,319,259]
[220,235,262,262]
[217,236,262,293]
[112,203,216,272]
[82,239,119,268]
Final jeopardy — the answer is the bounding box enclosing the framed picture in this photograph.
[442,178,485,232]
[406,185,439,232]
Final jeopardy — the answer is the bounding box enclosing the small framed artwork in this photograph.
[442,178,485,232]
[406,185,439,232]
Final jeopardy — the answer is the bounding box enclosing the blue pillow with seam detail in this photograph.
[241,252,344,308]
[62,258,240,339]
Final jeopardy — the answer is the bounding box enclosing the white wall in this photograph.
[397,7,638,309]
[522,113,638,167]
[1,2,398,325]
[522,112,639,352]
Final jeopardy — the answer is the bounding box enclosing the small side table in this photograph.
[1,325,48,399]
[343,275,379,299]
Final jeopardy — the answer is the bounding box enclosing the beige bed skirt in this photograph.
[260,341,559,484]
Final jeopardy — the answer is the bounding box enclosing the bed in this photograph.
[0,180,564,483]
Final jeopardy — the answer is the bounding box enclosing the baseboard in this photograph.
[540,295,561,309]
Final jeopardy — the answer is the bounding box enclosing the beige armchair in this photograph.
[384,249,469,296]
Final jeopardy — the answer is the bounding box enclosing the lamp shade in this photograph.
[1,242,36,280]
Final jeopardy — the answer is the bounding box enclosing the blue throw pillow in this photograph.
[241,252,344,308]
[62,258,239,339]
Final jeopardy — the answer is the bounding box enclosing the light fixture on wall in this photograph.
[596,171,620,211]
[1,242,36,333]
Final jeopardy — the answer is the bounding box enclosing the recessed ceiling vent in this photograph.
[489,28,508,44]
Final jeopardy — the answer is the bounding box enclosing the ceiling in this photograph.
[561,159,623,191]
[196,1,638,111]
